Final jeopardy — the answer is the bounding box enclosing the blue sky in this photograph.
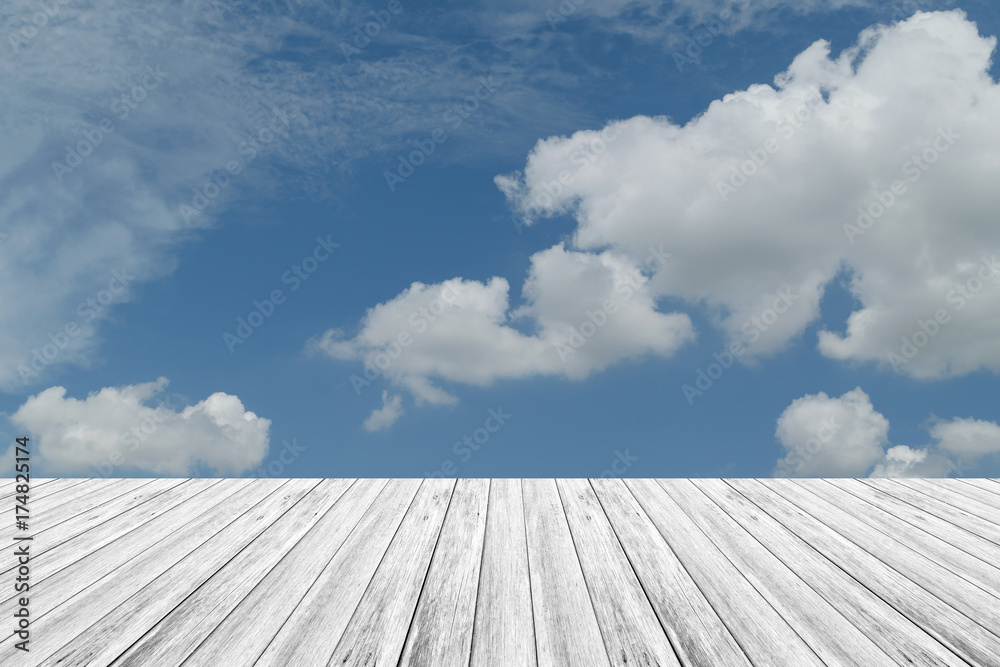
[2,0,1000,479]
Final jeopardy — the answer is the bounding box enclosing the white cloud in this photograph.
[363,391,404,432]
[9,377,270,475]
[930,417,1000,462]
[312,243,693,418]
[0,0,585,392]
[774,387,998,476]
[774,387,889,477]
[869,444,955,477]
[498,10,1000,378]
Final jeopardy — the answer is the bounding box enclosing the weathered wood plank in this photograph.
[774,479,1000,631]
[2,478,996,666]
[625,479,825,667]
[0,478,169,576]
[816,479,1000,596]
[522,478,610,667]
[955,477,1000,507]
[893,478,1000,527]
[326,478,456,666]
[662,479,897,667]
[0,479,154,546]
[38,480,323,667]
[182,479,390,667]
[744,478,1000,666]
[250,479,422,667]
[862,479,1000,547]
[399,478,490,667]
[0,479,214,598]
[0,478,233,624]
[0,477,58,502]
[56,479,350,667]
[557,478,680,667]
[0,479,112,540]
[825,478,1000,568]
[695,479,967,667]
[591,478,752,667]
[108,481,373,666]
[0,479,272,663]
[1,478,89,504]
[469,479,536,667]
[925,477,1000,514]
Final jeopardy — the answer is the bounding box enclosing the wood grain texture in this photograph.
[742,478,1000,666]
[956,478,1000,504]
[862,478,1000,546]
[0,479,113,542]
[326,478,456,667]
[107,479,356,667]
[39,480,322,667]
[558,478,680,667]
[769,479,1000,633]
[0,477,58,502]
[938,478,1000,511]
[4,479,216,591]
[251,478,423,667]
[4,477,998,667]
[591,478,752,667]
[469,479,537,667]
[0,479,233,624]
[0,478,179,580]
[0,479,283,665]
[626,478,826,667]
[522,478,610,667]
[823,478,1000,571]
[814,479,1000,597]
[662,479,897,667]
[399,478,489,667]
[694,479,968,667]
[182,479,389,667]
[892,478,1000,526]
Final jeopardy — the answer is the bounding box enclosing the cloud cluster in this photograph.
[320,10,1000,428]
[312,244,693,415]
[773,387,1000,477]
[499,10,1000,379]
[6,378,270,475]
[0,0,587,392]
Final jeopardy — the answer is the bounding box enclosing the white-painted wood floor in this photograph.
[2,478,1000,666]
